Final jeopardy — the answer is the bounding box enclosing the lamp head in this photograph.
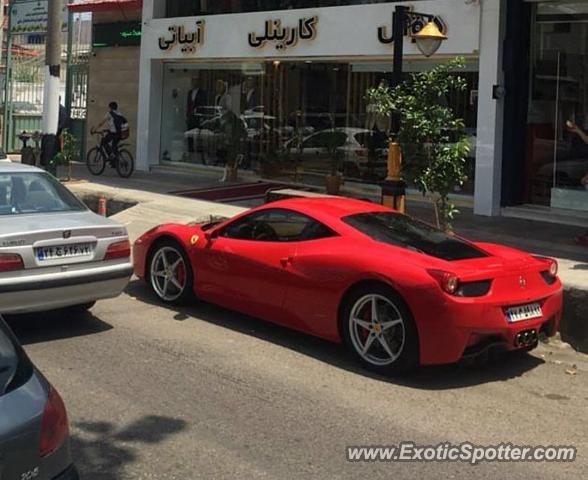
[414,21,447,57]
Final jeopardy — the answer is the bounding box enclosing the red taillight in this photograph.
[428,269,460,295]
[0,253,24,272]
[39,386,69,458]
[105,240,131,260]
[533,255,558,278]
[549,259,558,277]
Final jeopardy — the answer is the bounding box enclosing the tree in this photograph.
[366,57,470,231]
[51,129,79,180]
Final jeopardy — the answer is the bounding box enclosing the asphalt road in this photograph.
[7,281,588,479]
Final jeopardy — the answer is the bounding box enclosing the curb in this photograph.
[561,287,588,354]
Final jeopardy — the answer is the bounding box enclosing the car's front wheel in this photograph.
[148,240,194,305]
[340,285,418,374]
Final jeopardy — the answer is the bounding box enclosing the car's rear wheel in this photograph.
[340,284,418,374]
[148,240,194,305]
[116,149,135,178]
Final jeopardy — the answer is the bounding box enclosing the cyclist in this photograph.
[92,101,129,160]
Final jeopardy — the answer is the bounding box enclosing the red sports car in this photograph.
[133,197,562,374]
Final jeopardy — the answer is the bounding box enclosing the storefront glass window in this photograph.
[160,61,478,192]
[526,1,588,212]
[165,1,397,18]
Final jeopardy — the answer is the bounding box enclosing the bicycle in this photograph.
[87,130,134,178]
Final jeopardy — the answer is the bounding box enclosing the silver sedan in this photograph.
[0,162,132,314]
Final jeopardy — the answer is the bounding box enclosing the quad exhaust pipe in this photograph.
[514,329,538,348]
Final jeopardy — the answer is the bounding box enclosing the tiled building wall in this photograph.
[85,10,141,158]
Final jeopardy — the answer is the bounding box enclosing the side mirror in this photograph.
[204,229,219,242]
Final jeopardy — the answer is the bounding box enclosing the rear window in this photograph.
[0,319,33,396]
[343,212,488,261]
[0,172,86,216]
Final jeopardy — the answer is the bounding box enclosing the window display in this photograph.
[526,2,588,212]
[160,61,478,192]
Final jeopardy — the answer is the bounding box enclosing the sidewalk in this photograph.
[65,163,588,269]
[63,164,588,353]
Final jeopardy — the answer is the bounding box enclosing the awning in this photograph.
[67,0,142,13]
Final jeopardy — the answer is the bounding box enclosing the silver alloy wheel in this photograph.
[150,246,187,302]
[349,294,406,366]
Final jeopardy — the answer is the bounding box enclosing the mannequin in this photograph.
[186,76,207,152]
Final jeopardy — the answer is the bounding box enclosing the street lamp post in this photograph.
[381,6,447,213]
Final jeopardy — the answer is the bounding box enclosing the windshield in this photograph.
[0,172,87,216]
[343,212,488,261]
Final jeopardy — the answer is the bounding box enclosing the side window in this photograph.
[303,132,328,149]
[220,209,335,242]
[219,211,266,240]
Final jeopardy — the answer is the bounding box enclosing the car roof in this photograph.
[0,162,44,174]
[262,196,389,220]
[304,127,370,138]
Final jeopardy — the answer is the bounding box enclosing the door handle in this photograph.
[280,256,294,268]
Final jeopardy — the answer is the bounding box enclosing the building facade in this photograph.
[134,0,587,222]
[500,0,588,221]
[69,0,142,159]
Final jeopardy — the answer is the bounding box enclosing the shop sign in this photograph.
[93,22,142,48]
[248,16,318,51]
[10,0,68,34]
[144,1,478,60]
[377,10,447,44]
[158,20,206,54]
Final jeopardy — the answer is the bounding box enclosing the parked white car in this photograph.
[0,163,132,314]
[283,128,388,178]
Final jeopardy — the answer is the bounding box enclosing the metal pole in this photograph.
[0,0,4,74]
[2,1,13,151]
[552,50,560,190]
[381,5,409,213]
[65,10,74,120]
[388,5,408,135]
[41,0,63,173]
[392,5,409,87]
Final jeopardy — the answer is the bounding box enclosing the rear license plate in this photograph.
[35,243,94,261]
[506,303,542,323]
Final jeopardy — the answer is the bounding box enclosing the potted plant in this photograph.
[366,57,470,231]
[51,129,79,182]
[323,130,347,195]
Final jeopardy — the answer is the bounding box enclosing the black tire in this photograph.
[339,284,419,375]
[87,147,106,176]
[146,239,194,305]
[116,149,135,178]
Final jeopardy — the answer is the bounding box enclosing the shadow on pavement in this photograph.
[71,415,187,480]
[5,309,112,346]
[126,280,544,390]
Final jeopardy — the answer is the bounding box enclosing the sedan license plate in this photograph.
[36,243,94,262]
[506,303,542,323]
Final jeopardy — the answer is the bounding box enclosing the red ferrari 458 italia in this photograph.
[133,197,562,374]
